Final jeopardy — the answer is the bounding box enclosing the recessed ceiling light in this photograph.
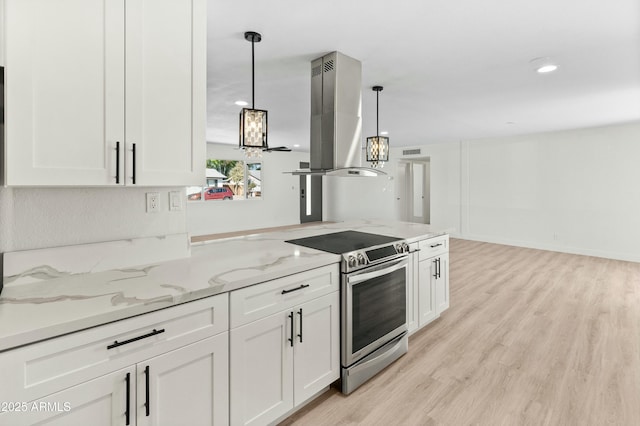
[506,121,516,125]
[380,131,389,135]
[537,64,558,74]
[235,100,248,106]
[293,144,300,148]
[529,57,559,74]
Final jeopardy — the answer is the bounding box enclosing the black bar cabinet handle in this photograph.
[433,259,438,279]
[125,372,131,425]
[437,258,441,279]
[282,284,310,294]
[144,365,150,416]
[430,243,443,248]
[115,142,120,184]
[132,143,137,184]
[297,308,303,342]
[288,312,294,347]
[107,328,165,350]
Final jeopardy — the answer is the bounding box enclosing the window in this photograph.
[187,159,262,202]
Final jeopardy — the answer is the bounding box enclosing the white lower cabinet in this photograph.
[137,333,229,426]
[418,256,438,327]
[0,334,228,426]
[293,294,341,405]
[0,294,229,426]
[409,236,450,335]
[230,308,293,426]
[0,366,135,426]
[406,243,420,334]
[230,291,340,426]
[435,253,450,314]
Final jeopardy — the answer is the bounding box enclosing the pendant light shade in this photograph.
[239,31,267,157]
[239,108,267,151]
[366,86,389,168]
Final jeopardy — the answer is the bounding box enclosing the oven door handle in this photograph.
[348,257,408,286]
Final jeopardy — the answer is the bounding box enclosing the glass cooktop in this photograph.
[285,230,401,254]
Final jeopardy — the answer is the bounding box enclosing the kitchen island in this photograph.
[0,219,447,426]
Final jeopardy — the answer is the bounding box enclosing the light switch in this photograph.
[169,191,183,211]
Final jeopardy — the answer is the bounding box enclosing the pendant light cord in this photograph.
[376,90,379,137]
[251,38,255,109]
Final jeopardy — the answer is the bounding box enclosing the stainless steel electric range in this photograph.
[286,230,410,394]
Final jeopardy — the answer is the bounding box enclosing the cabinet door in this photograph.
[435,253,450,314]
[4,0,125,186]
[230,311,294,426]
[406,249,420,334]
[0,367,135,426]
[293,292,340,405]
[137,333,228,426]
[125,0,206,186]
[418,258,437,328]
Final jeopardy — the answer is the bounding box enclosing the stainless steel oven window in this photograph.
[343,257,408,366]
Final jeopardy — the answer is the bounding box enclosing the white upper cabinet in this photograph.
[124,0,206,186]
[3,0,205,186]
[4,0,125,186]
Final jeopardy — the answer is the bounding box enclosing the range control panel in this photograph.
[342,241,409,273]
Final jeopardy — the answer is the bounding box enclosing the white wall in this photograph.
[462,121,640,261]
[186,143,308,236]
[0,186,186,252]
[324,143,461,236]
[325,121,640,262]
[0,142,308,253]
[323,173,396,222]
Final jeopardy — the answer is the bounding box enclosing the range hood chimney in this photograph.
[292,52,385,177]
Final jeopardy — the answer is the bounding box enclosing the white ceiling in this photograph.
[207,0,640,151]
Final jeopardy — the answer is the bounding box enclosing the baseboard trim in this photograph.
[453,234,640,263]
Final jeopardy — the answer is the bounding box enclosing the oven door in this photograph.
[342,256,409,367]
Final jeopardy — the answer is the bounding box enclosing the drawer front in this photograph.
[230,264,339,329]
[0,293,228,404]
[419,235,449,260]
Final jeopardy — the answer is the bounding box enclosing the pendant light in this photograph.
[366,86,389,168]
[239,31,290,157]
[239,31,268,158]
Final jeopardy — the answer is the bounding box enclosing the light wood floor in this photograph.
[280,239,640,426]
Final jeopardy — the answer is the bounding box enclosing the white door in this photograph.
[396,160,431,224]
[418,258,438,327]
[293,292,340,405]
[435,254,450,314]
[4,0,125,186]
[125,0,206,186]
[0,366,135,426]
[230,311,294,426]
[396,161,410,221]
[410,161,431,224]
[137,333,229,426]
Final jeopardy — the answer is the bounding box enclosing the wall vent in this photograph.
[323,60,334,73]
[403,148,421,155]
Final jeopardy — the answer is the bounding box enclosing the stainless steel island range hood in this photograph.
[291,52,385,177]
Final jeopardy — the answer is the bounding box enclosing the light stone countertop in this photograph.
[0,220,445,352]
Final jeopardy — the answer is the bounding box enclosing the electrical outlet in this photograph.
[146,192,160,213]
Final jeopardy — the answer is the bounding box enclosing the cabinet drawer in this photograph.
[418,235,449,260]
[0,293,228,404]
[230,264,339,329]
